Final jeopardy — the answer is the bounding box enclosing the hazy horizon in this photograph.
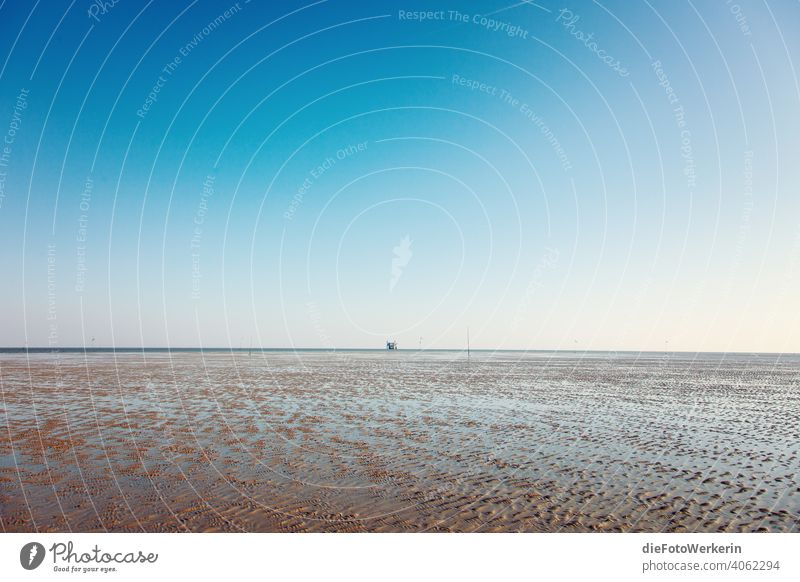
[2,345,799,357]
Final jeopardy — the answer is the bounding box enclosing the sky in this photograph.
[0,0,798,352]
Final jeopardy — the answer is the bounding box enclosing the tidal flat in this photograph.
[1,350,797,532]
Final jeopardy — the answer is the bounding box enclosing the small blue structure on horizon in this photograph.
[386,340,398,350]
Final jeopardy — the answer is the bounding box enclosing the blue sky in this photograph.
[0,0,798,351]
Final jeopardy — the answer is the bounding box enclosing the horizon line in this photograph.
[1,347,798,356]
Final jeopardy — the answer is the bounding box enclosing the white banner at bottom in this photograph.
[1,533,797,581]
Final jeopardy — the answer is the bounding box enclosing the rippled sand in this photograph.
[1,350,798,532]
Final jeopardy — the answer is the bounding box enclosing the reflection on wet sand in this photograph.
[1,351,798,532]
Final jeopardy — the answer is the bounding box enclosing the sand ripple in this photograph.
[1,351,798,532]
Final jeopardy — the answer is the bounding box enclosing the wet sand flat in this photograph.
[1,350,798,532]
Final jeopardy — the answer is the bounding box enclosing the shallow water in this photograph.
[1,351,798,532]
